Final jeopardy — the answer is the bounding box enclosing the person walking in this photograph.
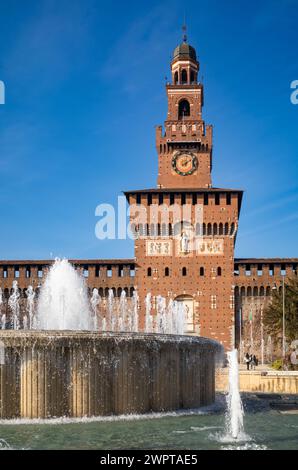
[244,352,251,371]
[251,355,257,370]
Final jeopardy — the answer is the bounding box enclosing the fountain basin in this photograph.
[0,331,219,419]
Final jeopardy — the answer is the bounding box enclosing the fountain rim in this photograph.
[0,330,221,348]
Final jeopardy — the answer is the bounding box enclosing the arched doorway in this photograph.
[174,294,195,333]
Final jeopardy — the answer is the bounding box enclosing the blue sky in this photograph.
[0,0,297,260]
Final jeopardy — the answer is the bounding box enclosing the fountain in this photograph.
[0,259,220,419]
[225,349,245,440]
[90,288,101,331]
[8,281,20,330]
[36,259,93,330]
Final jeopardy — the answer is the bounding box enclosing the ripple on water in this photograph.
[221,443,268,450]
[0,438,12,450]
[190,426,221,432]
[209,431,252,444]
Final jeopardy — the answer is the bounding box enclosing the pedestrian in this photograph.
[249,353,253,370]
[244,352,251,371]
[251,355,257,370]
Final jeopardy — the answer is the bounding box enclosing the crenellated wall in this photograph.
[0,257,297,357]
[234,258,298,359]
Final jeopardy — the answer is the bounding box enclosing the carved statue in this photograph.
[180,231,189,253]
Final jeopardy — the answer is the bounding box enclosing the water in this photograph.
[35,259,93,330]
[225,349,245,440]
[1,259,187,334]
[90,288,101,331]
[8,281,20,330]
[26,286,35,330]
[0,396,297,449]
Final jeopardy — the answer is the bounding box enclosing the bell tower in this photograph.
[156,28,212,189]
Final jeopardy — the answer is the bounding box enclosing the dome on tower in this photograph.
[173,42,197,61]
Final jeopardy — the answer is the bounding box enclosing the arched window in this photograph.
[147,267,152,277]
[240,286,245,297]
[253,286,258,297]
[165,267,169,276]
[182,267,187,276]
[219,223,223,235]
[130,287,135,297]
[117,287,122,297]
[178,99,190,119]
[247,286,252,297]
[174,71,178,84]
[213,223,218,235]
[200,267,205,276]
[224,223,229,235]
[161,223,167,236]
[230,223,235,236]
[190,70,195,83]
[203,223,206,235]
[260,286,265,297]
[207,223,212,236]
[181,69,188,84]
[266,286,271,296]
[217,267,222,276]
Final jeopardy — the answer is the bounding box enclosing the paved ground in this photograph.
[239,363,272,371]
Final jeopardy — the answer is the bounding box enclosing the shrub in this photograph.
[271,359,283,370]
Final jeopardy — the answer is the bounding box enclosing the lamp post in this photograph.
[239,307,242,362]
[282,275,286,359]
[260,303,264,366]
[272,274,286,358]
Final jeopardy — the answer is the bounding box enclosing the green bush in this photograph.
[271,359,283,370]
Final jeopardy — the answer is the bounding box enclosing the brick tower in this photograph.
[125,31,243,350]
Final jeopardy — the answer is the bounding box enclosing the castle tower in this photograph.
[125,31,243,350]
[157,28,212,189]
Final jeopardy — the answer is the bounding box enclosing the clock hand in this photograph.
[182,158,191,167]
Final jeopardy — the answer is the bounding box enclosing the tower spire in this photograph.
[182,19,187,43]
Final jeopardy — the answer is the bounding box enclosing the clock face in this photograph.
[172,152,198,176]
